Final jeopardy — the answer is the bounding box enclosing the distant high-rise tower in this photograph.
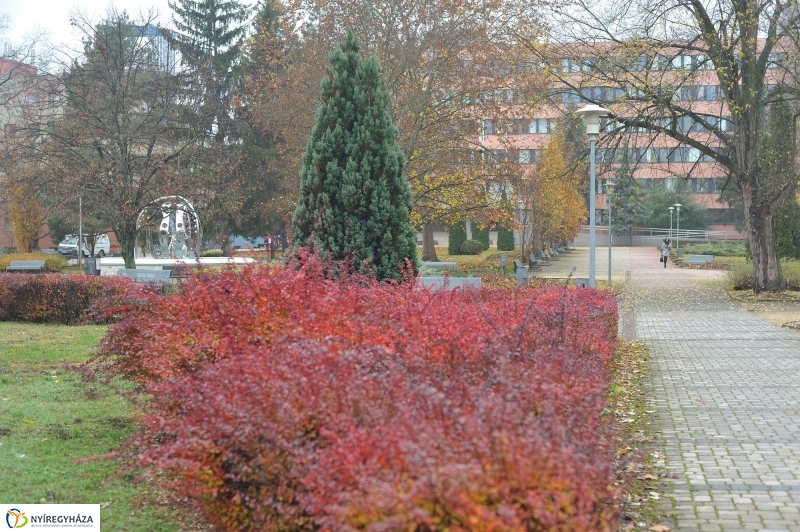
[133,24,176,73]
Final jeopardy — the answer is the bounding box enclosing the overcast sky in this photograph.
[1,0,174,50]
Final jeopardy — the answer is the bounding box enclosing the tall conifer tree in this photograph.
[292,32,419,281]
[168,0,250,141]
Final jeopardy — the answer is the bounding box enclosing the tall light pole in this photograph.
[606,181,614,286]
[517,199,526,260]
[78,196,83,272]
[576,104,612,288]
[669,206,674,239]
[674,203,682,250]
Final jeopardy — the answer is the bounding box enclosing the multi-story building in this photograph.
[475,45,791,237]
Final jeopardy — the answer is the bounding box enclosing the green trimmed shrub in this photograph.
[473,226,490,249]
[200,249,225,257]
[448,221,467,255]
[682,242,746,257]
[460,239,486,255]
[496,226,515,251]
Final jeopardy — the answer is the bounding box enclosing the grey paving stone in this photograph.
[622,248,800,531]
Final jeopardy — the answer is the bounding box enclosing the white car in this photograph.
[58,234,111,258]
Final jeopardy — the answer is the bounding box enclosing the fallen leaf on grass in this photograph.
[638,474,659,480]
[649,525,670,532]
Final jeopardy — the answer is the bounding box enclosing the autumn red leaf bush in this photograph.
[94,253,621,531]
[0,273,136,324]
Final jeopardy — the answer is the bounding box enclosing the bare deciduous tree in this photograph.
[517,0,800,291]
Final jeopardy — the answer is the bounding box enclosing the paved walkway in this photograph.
[537,247,800,530]
[622,247,800,531]
[532,245,631,284]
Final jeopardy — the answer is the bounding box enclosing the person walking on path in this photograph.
[660,237,671,268]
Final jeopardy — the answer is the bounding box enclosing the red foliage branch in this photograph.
[93,252,621,531]
[0,273,136,324]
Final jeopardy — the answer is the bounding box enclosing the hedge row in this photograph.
[94,254,621,531]
[0,273,136,324]
[0,252,67,272]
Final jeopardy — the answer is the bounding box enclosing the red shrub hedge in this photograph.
[95,255,621,531]
[0,273,136,324]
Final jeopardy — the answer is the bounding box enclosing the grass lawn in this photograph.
[0,322,204,531]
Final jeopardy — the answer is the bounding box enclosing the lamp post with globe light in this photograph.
[669,206,674,239]
[575,104,612,288]
[674,203,682,251]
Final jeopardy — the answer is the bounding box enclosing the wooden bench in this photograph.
[117,268,172,283]
[5,260,46,273]
[682,254,714,265]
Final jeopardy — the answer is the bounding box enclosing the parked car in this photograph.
[58,234,111,258]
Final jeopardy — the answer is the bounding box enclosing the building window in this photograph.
[3,216,12,232]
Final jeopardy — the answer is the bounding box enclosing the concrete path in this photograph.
[531,245,631,284]
[622,247,800,531]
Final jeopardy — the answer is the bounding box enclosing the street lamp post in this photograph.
[674,203,682,251]
[669,206,674,240]
[516,199,525,260]
[576,104,612,288]
[606,181,614,286]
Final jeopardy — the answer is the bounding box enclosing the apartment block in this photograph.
[476,45,790,233]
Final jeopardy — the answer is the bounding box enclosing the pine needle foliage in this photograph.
[291,32,418,280]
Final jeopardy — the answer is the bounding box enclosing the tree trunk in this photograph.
[744,199,784,292]
[421,222,439,262]
[116,224,137,269]
[222,237,233,257]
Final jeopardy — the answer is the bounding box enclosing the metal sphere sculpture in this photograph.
[136,196,201,259]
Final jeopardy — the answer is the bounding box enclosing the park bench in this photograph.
[418,277,482,290]
[528,253,546,270]
[5,260,46,273]
[422,261,458,271]
[117,268,172,283]
[163,265,193,279]
[682,254,714,265]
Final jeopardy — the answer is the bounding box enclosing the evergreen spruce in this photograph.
[448,221,467,255]
[168,0,250,141]
[496,226,515,251]
[291,32,419,280]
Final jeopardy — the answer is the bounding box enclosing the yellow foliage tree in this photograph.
[521,129,586,255]
[9,183,42,252]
